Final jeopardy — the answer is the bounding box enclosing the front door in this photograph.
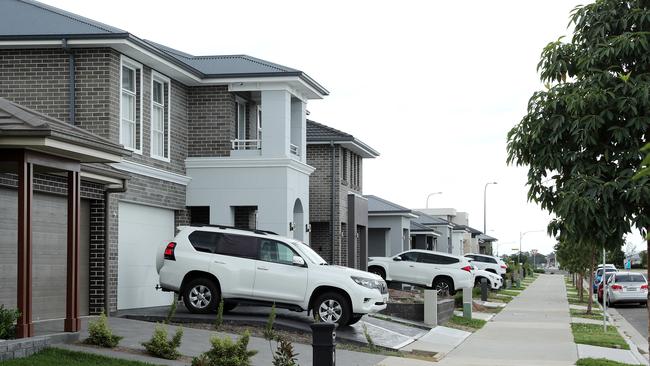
[253,239,308,303]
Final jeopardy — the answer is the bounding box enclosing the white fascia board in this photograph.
[347,191,368,200]
[185,157,316,175]
[80,171,123,185]
[307,141,378,159]
[0,137,123,162]
[410,231,440,237]
[111,160,191,185]
[227,79,320,101]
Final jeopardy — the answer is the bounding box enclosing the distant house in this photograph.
[306,120,379,269]
[365,195,417,257]
[410,221,441,251]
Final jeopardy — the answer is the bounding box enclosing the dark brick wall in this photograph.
[187,85,236,157]
[89,199,105,314]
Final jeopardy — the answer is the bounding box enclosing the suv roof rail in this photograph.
[190,223,278,236]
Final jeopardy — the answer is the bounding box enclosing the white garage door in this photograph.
[118,202,174,310]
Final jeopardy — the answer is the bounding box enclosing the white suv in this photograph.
[157,225,388,326]
[464,253,507,279]
[367,250,474,295]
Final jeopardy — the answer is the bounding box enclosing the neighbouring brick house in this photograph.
[306,120,379,270]
[0,0,327,337]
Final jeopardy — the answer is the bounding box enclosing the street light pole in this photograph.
[483,182,497,234]
[425,192,442,209]
[519,230,546,264]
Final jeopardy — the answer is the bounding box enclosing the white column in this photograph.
[290,98,306,163]
[261,90,291,158]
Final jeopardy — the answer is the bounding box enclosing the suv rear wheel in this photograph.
[433,277,455,296]
[183,278,220,314]
[313,292,351,326]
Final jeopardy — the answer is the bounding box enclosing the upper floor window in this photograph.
[235,98,247,140]
[151,72,170,161]
[256,105,262,140]
[120,57,142,152]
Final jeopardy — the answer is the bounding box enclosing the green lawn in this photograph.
[446,316,486,331]
[568,297,591,306]
[571,323,630,350]
[497,290,522,297]
[570,309,604,320]
[575,358,640,366]
[0,348,163,366]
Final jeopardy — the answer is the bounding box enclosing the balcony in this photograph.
[290,143,300,157]
[231,139,261,157]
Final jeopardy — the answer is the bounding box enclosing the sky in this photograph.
[41,0,645,256]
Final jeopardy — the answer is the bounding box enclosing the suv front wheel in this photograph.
[183,278,220,314]
[313,292,351,326]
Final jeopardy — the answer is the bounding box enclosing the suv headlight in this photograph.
[351,276,383,291]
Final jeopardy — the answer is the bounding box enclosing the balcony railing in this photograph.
[290,143,300,156]
[231,139,261,150]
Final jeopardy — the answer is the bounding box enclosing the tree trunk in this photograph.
[587,250,596,314]
[578,273,584,301]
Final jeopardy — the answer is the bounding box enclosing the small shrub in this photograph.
[142,323,183,360]
[192,331,257,366]
[214,299,224,330]
[272,335,299,366]
[264,303,277,341]
[85,311,122,348]
[165,294,178,324]
[0,305,20,340]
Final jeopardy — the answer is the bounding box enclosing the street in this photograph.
[614,304,649,339]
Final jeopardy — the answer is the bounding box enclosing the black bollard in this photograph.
[481,278,489,301]
[311,323,336,366]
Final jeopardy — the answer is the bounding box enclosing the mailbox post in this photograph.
[480,278,489,301]
[311,323,336,366]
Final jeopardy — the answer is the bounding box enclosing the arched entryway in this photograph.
[292,199,304,241]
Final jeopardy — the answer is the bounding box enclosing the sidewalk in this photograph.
[438,274,578,366]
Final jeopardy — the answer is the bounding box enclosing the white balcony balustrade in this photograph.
[231,139,261,151]
[290,143,300,157]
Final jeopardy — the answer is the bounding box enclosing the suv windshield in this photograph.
[294,241,328,265]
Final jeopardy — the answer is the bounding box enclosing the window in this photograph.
[420,254,459,265]
[259,239,297,265]
[256,106,262,140]
[188,231,221,253]
[215,233,259,259]
[400,251,419,262]
[615,274,646,283]
[342,150,348,182]
[235,99,247,140]
[120,57,142,152]
[151,72,170,161]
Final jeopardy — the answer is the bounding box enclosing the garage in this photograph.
[117,202,174,310]
[0,187,90,321]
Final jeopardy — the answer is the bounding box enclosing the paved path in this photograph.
[438,275,578,366]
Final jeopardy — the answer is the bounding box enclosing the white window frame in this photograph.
[235,97,247,140]
[256,105,262,140]
[150,71,171,162]
[120,56,143,154]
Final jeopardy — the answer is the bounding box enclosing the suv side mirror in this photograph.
[292,256,306,267]
[393,256,402,261]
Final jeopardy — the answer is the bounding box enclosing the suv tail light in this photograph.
[641,284,648,290]
[610,284,622,291]
[461,265,472,272]
[164,242,176,260]
[500,265,507,269]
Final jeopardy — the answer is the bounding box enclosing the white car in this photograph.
[464,253,507,279]
[472,266,502,290]
[605,271,648,307]
[157,225,388,326]
[367,250,474,295]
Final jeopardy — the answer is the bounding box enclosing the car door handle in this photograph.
[213,261,226,265]
[257,266,269,271]
[409,265,415,268]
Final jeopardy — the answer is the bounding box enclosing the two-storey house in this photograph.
[0,0,327,335]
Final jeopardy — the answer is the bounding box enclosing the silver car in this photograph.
[605,272,648,307]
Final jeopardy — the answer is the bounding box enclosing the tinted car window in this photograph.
[259,239,298,265]
[485,257,497,264]
[188,231,221,253]
[615,274,646,283]
[400,252,419,262]
[215,233,259,259]
[419,254,459,265]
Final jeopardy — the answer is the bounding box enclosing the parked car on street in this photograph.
[604,271,648,307]
[157,225,388,326]
[472,265,503,290]
[593,266,618,292]
[367,250,474,296]
[464,253,507,279]
[596,273,615,303]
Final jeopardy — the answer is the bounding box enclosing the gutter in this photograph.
[62,38,75,125]
[104,179,127,315]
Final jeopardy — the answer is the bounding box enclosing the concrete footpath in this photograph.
[438,274,578,366]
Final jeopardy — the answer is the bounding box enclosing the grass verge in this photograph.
[570,308,604,320]
[575,358,640,366]
[445,315,486,332]
[497,290,522,297]
[568,297,591,306]
[571,323,629,350]
[0,348,162,366]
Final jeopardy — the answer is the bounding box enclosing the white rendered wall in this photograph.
[368,215,411,256]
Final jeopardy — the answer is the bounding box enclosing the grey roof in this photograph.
[0,0,328,95]
[410,221,442,235]
[306,120,379,158]
[411,210,450,226]
[365,195,412,214]
[477,233,498,242]
[0,97,128,158]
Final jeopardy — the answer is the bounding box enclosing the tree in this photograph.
[640,250,648,268]
[507,0,650,319]
[555,240,591,301]
[608,246,626,267]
